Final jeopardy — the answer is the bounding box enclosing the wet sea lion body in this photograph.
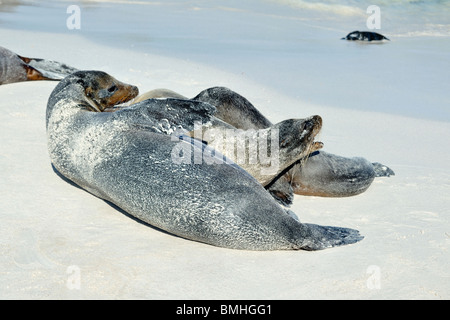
[341,31,390,41]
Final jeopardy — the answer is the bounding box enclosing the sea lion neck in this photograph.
[46,75,93,128]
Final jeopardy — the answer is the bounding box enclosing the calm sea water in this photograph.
[1,0,449,36]
[1,0,449,121]
[268,0,450,36]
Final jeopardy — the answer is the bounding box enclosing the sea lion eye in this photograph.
[108,85,117,93]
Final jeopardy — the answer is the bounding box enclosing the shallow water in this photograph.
[1,0,449,121]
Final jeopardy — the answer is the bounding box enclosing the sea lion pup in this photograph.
[134,87,393,204]
[189,116,324,186]
[193,87,394,202]
[0,46,78,85]
[47,70,363,251]
[341,31,390,41]
[130,90,325,187]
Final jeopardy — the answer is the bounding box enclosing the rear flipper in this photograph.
[19,56,78,80]
[299,223,363,250]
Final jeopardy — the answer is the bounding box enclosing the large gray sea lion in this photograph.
[47,70,363,251]
[0,46,77,85]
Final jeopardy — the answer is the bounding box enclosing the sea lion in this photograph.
[0,46,77,85]
[130,86,393,205]
[132,87,272,130]
[341,31,390,41]
[191,87,393,201]
[128,91,325,187]
[47,70,363,250]
[188,116,324,186]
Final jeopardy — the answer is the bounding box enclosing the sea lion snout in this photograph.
[96,76,139,109]
[305,115,322,134]
[305,115,323,152]
[105,82,139,107]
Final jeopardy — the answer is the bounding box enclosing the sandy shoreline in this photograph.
[1,1,449,299]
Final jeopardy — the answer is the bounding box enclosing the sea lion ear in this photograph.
[75,77,85,88]
[73,71,87,86]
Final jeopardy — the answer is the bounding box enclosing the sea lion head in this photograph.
[74,70,139,112]
[275,115,323,162]
[341,31,390,41]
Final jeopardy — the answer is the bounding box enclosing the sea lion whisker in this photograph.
[85,99,102,112]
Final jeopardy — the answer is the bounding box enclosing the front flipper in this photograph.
[266,174,294,207]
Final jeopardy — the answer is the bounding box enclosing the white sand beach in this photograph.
[0,0,449,299]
